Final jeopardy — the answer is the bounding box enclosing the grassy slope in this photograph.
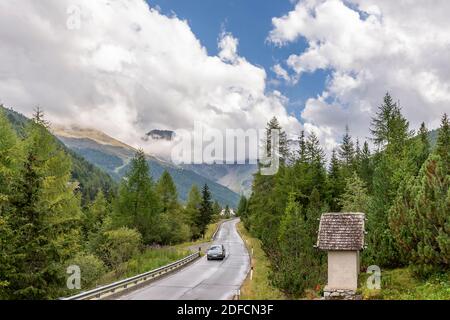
[237,222,285,300]
[359,268,450,300]
[0,106,117,204]
[98,247,191,286]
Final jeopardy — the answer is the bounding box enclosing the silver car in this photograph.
[206,244,226,260]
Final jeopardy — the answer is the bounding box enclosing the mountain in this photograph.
[0,106,117,204]
[181,163,257,197]
[53,126,240,207]
[143,129,175,141]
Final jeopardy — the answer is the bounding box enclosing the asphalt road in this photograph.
[118,219,250,300]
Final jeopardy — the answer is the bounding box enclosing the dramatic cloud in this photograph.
[0,0,300,157]
[269,0,450,150]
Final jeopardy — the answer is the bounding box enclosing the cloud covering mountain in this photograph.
[0,0,300,157]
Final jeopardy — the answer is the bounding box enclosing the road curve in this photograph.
[117,219,250,300]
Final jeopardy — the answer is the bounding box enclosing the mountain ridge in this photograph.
[53,126,240,207]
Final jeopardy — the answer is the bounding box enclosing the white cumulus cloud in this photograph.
[269,0,450,151]
[0,0,300,158]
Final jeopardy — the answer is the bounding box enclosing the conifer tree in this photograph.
[224,205,231,218]
[339,173,370,213]
[358,141,373,191]
[0,109,20,208]
[298,130,307,163]
[156,170,179,213]
[8,111,82,299]
[265,117,288,163]
[371,93,398,148]
[390,153,449,276]
[237,195,248,219]
[338,125,355,168]
[327,149,343,211]
[114,149,161,244]
[212,200,222,216]
[185,185,202,239]
[436,114,449,172]
[83,190,109,239]
[157,171,190,244]
[0,109,21,298]
[275,192,325,296]
[305,132,326,195]
[198,184,213,238]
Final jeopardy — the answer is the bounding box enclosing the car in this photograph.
[206,244,226,260]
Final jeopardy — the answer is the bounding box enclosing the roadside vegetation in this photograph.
[238,93,449,299]
[237,222,285,300]
[359,268,450,300]
[0,107,222,300]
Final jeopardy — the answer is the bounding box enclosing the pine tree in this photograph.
[370,92,397,148]
[305,132,326,195]
[7,113,82,299]
[156,171,190,244]
[198,184,213,238]
[298,130,307,163]
[390,153,449,276]
[358,141,373,191]
[339,172,370,213]
[327,149,344,211]
[355,138,362,167]
[338,125,355,168]
[365,94,411,267]
[114,149,161,244]
[275,192,325,296]
[83,190,109,239]
[403,122,431,179]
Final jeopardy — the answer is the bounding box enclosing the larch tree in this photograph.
[114,149,161,245]
[185,185,202,239]
[339,172,370,213]
[0,109,22,298]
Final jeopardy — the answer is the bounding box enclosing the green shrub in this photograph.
[66,253,106,289]
[94,227,142,267]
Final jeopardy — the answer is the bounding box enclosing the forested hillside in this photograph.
[54,127,240,207]
[0,107,220,299]
[238,93,449,298]
[1,106,116,204]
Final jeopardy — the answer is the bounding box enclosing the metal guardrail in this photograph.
[61,252,200,300]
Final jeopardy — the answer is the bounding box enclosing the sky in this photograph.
[0,0,449,158]
[146,0,327,116]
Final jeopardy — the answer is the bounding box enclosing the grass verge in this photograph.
[99,247,191,286]
[99,221,222,286]
[359,267,450,300]
[237,222,286,300]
